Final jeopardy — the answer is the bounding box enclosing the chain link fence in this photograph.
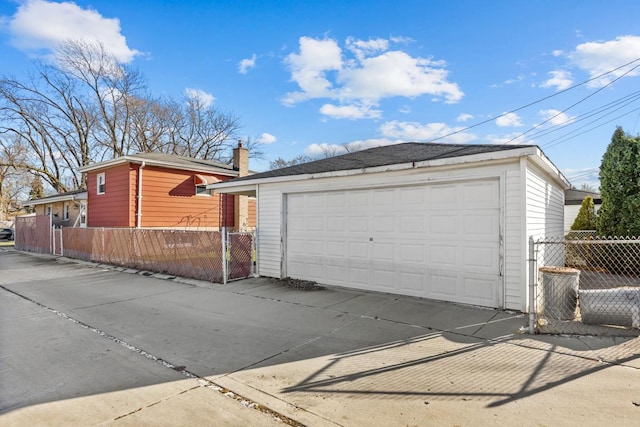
[531,233,640,336]
[14,218,255,284]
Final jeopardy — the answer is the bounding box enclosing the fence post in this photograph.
[221,227,227,284]
[251,230,257,277]
[60,227,64,256]
[528,236,537,334]
[49,214,53,254]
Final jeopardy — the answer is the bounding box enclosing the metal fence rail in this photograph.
[531,235,640,336]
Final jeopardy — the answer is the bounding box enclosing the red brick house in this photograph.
[77,144,254,230]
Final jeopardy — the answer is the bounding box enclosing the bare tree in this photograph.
[0,39,243,194]
[269,154,311,170]
[0,141,30,219]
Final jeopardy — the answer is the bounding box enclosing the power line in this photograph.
[428,56,640,143]
[504,62,640,145]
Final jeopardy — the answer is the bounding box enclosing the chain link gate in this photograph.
[224,230,255,283]
[530,234,640,336]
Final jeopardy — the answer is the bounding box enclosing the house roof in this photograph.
[212,142,570,196]
[565,188,602,205]
[24,189,88,206]
[77,152,238,176]
[233,143,533,182]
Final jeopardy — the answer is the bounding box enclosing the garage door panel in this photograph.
[326,240,346,256]
[374,189,395,205]
[462,245,498,271]
[399,243,424,263]
[286,179,503,308]
[430,244,457,267]
[373,242,395,260]
[430,273,458,297]
[400,215,424,232]
[463,212,498,237]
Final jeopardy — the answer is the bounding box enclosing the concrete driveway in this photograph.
[1,249,639,426]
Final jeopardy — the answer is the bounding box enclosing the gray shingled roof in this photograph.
[233,142,534,182]
[127,152,234,171]
[565,188,602,205]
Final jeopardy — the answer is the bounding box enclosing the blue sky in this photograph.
[2,0,640,188]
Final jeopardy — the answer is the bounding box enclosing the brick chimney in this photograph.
[232,140,249,230]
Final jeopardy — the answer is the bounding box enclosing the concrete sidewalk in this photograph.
[1,250,640,426]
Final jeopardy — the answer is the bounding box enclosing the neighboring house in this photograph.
[564,188,601,232]
[212,142,570,312]
[77,143,255,230]
[23,189,88,228]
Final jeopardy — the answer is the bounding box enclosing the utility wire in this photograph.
[429,56,640,143]
[504,62,640,144]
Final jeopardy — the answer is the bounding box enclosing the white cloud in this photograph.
[552,50,564,57]
[484,133,530,145]
[185,88,215,108]
[3,0,140,63]
[539,109,576,126]
[257,132,276,144]
[540,70,574,91]
[305,142,348,157]
[495,112,523,128]
[457,113,473,122]
[345,36,388,60]
[569,35,640,86]
[282,37,342,105]
[282,36,464,112]
[379,120,476,144]
[304,138,401,158]
[319,103,382,120]
[238,54,257,74]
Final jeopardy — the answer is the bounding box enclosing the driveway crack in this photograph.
[0,284,306,427]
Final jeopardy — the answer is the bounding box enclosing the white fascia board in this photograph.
[212,183,257,196]
[530,146,571,189]
[78,156,238,176]
[24,191,88,206]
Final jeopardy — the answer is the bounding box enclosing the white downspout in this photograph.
[136,162,145,228]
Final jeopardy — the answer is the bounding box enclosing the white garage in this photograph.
[212,143,569,312]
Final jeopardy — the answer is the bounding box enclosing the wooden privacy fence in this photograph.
[14,215,52,254]
[14,216,255,284]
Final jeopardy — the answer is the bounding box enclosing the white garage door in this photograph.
[285,179,502,308]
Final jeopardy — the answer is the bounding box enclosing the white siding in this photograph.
[255,158,555,311]
[525,161,565,240]
[523,160,566,311]
[503,166,524,310]
[256,184,283,278]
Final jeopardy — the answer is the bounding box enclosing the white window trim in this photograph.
[97,173,106,195]
[195,185,213,196]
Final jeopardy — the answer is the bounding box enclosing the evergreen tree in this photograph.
[597,127,640,236]
[570,196,596,231]
[29,176,45,200]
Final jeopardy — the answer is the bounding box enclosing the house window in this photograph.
[46,205,52,216]
[63,202,70,221]
[196,185,213,196]
[97,173,106,194]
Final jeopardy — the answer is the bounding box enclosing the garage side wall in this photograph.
[256,160,527,310]
[523,159,565,311]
